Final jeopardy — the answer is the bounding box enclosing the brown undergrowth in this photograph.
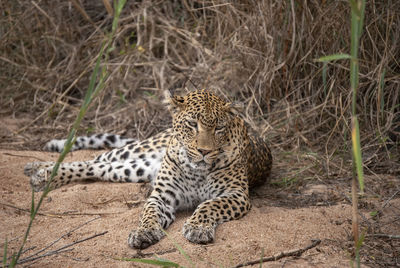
[0,0,399,266]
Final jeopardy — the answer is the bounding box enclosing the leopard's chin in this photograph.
[186,159,211,170]
[197,160,208,167]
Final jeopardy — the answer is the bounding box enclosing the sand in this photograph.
[1,149,398,267]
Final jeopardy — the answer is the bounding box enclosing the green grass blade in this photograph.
[351,116,364,193]
[349,1,366,267]
[357,0,366,38]
[112,0,127,33]
[349,0,360,17]
[350,46,359,116]
[82,44,106,108]
[3,238,7,267]
[354,230,366,268]
[162,229,193,268]
[119,258,180,267]
[317,53,351,62]
[349,1,366,116]
[30,190,35,218]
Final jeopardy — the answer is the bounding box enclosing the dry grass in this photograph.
[1,1,399,152]
[1,1,398,153]
[0,0,399,266]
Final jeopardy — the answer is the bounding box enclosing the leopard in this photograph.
[24,89,272,249]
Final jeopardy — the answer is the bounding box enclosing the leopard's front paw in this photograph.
[128,227,164,249]
[182,221,215,244]
[24,163,51,192]
[30,168,50,192]
[24,162,41,177]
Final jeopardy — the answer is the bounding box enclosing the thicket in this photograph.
[1,1,398,170]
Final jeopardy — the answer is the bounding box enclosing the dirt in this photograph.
[0,120,399,267]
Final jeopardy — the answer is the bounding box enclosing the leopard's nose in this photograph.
[198,149,212,156]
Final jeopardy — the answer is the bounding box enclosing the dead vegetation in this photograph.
[0,0,399,266]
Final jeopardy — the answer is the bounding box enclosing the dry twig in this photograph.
[23,217,101,260]
[232,239,321,268]
[0,202,125,217]
[130,248,177,259]
[17,231,108,265]
[368,234,400,239]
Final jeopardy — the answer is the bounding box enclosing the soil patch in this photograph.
[2,149,398,267]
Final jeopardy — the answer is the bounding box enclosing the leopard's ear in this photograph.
[224,101,244,116]
[163,90,186,114]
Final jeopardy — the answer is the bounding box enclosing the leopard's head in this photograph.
[166,90,242,165]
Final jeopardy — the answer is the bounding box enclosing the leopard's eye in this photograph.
[215,125,225,131]
[186,121,197,128]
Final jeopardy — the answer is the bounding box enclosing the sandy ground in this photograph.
[0,149,398,267]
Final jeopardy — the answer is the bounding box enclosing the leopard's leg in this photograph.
[127,193,177,249]
[24,158,162,192]
[127,167,182,249]
[182,190,251,244]
[183,167,251,244]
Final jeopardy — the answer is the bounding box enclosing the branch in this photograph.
[0,202,125,217]
[232,239,321,268]
[131,248,177,258]
[382,189,400,208]
[17,231,108,265]
[368,234,400,239]
[0,202,56,217]
[25,217,101,260]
